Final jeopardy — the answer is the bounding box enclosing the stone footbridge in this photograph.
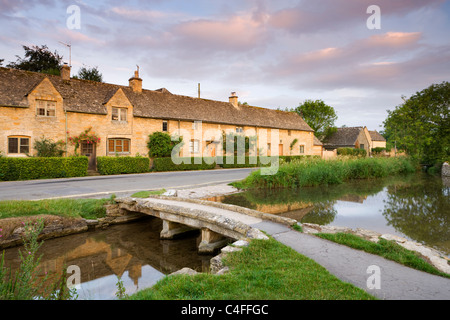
[106,196,297,254]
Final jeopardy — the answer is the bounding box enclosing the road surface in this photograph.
[0,168,255,201]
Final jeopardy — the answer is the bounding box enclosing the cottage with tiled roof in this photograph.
[322,126,386,155]
[0,65,320,169]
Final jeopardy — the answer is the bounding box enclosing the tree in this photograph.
[147,132,183,158]
[7,45,63,75]
[75,65,103,82]
[0,59,3,66]
[383,81,450,165]
[295,99,337,139]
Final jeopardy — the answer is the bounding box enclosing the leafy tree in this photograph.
[0,59,4,66]
[74,65,103,82]
[7,45,63,75]
[147,132,183,158]
[295,99,337,140]
[383,81,450,165]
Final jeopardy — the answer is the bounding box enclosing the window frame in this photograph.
[108,138,131,154]
[8,136,30,154]
[36,100,56,118]
[112,107,128,122]
[189,139,200,154]
[299,145,305,154]
[162,120,168,132]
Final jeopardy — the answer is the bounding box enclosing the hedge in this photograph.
[337,147,367,157]
[97,156,150,175]
[152,157,217,172]
[0,156,88,181]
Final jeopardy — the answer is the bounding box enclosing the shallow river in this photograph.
[211,173,449,256]
[3,218,213,300]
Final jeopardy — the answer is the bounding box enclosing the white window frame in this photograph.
[189,140,200,154]
[36,100,56,117]
[112,107,128,122]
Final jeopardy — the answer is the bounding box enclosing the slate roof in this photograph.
[323,127,364,148]
[369,130,386,141]
[0,67,314,132]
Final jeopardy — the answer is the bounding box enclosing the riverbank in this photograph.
[232,156,417,189]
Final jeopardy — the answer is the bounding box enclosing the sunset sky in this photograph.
[1,0,449,131]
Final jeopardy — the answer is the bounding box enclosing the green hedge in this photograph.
[153,157,217,172]
[337,147,367,157]
[97,156,150,175]
[0,156,88,181]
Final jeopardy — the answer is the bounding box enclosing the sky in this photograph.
[1,0,449,131]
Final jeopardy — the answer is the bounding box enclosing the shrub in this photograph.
[0,157,88,181]
[372,147,386,155]
[147,132,183,158]
[153,157,216,172]
[33,137,66,157]
[97,156,150,175]
[337,147,367,157]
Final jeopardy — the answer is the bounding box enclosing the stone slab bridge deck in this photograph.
[107,195,297,254]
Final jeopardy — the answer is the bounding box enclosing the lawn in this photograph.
[129,237,376,300]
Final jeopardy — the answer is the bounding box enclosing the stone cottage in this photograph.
[0,65,321,169]
[322,126,385,156]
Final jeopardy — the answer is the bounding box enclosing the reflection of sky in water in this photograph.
[328,188,406,237]
[76,265,165,300]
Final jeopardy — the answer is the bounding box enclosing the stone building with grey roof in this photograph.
[322,126,386,156]
[0,65,322,169]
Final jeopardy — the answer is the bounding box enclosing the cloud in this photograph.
[269,0,445,34]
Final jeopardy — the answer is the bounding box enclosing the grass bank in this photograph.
[128,237,375,300]
[316,233,450,279]
[0,198,109,220]
[232,156,417,189]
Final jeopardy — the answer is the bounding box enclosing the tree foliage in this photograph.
[295,99,337,139]
[147,132,183,158]
[7,45,63,75]
[383,81,450,165]
[75,65,103,82]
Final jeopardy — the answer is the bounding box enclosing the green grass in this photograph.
[0,198,109,220]
[128,237,376,300]
[233,156,417,189]
[131,189,167,198]
[316,233,450,279]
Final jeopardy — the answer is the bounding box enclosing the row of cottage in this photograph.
[0,65,385,170]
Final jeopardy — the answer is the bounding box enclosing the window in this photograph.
[112,107,127,122]
[108,139,130,154]
[189,140,200,154]
[36,100,56,117]
[236,127,243,133]
[360,144,365,150]
[299,145,305,154]
[162,120,168,132]
[8,137,30,154]
[288,130,291,136]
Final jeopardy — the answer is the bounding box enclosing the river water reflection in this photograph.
[211,173,449,256]
[3,217,213,300]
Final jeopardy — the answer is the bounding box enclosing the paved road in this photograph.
[0,168,255,201]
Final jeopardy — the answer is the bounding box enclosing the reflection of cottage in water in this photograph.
[3,218,212,296]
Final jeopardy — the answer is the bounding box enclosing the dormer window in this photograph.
[112,107,127,122]
[36,100,56,117]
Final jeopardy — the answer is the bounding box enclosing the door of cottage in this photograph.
[81,141,97,171]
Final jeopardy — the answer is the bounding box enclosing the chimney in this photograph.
[61,63,71,81]
[129,67,143,93]
[229,92,239,108]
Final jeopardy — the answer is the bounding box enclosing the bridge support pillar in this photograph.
[198,228,229,254]
[160,220,197,239]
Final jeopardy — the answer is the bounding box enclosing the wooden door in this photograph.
[279,144,283,156]
[81,141,97,170]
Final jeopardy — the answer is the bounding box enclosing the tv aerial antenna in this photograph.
[58,41,72,67]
